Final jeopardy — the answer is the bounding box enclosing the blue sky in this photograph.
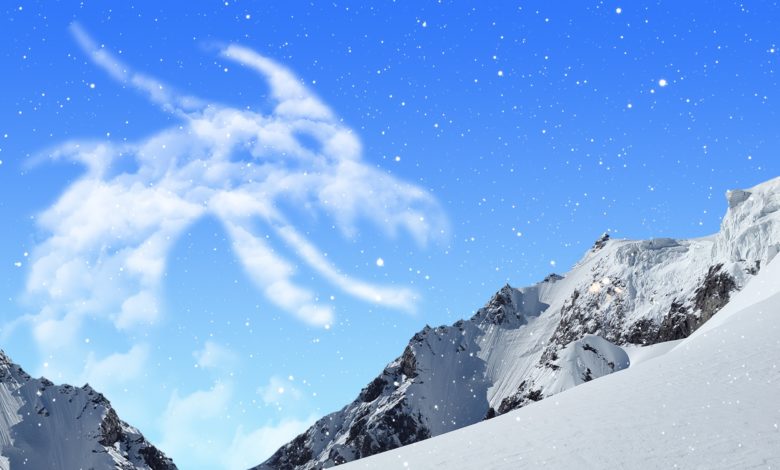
[1,1,779,468]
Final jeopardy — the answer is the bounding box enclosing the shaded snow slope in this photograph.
[343,255,780,469]
[0,351,175,470]
[257,177,780,469]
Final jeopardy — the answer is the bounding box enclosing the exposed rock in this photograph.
[693,264,737,324]
[656,301,695,342]
[400,346,418,379]
[592,232,611,251]
[656,264,737,342]
[138,446,178,470]
[472,284,520,326]
[98,407,123,447]
[261,433,314,470]
[359,377,387,403]
[543,273,564,283]
[624,319,658,345]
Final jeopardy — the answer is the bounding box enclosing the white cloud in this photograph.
[117,291,159,330]
[224,416,317,469]
[81,343,150,386]
[159,381,315,469]
[257,375,304,406]
[159,382,233,465]
[273,223,417,310]
[194,341,238,370]
[17,25,447,366]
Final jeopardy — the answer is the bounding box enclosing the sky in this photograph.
[1,1,779,469]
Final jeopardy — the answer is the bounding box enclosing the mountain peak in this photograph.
[470,284,525,327]
[0,350,176,470]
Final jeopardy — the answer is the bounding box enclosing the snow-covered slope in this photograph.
[0,350,176,470]
[342,252,780,469]
[256,177,780,469]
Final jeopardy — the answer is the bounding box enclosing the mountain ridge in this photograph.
[0,349,176,470]
[255,176,780,470]
[341,246,780,468]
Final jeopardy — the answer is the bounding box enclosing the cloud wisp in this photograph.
[21,24,447,357]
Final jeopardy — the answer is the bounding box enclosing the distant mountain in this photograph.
[341,240,780,469]
[255,176,780,469]
[0,350,176,470]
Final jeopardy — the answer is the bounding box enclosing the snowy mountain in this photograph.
[342,241,780,469]
[255,176,780,470]
[0,351,176,470]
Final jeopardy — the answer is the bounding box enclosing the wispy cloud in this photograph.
[257,375,304,407]
[194,341,238,370]
[159,380,316,469]
[158,382,233,464]
[81,343,150,386]
[224,416,317,469]
[16,25,447,362]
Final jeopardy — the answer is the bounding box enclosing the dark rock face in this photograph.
[656,264,736,342]
[98,407,123,447]
[400,346,418,378]
[496,381,543,414]
[138,446,178,470]
[262,434,314,470]
[352,401,430,458]
[496,393,522,415]
[624,319,657,345]
[693,264,737,323]
[656,301,696,342]
[360,377,387,403]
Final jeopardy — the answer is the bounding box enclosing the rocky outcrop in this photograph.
[693,264,737,322]
[592,232,611,251]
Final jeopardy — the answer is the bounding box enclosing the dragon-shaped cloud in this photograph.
[23,24,447,354]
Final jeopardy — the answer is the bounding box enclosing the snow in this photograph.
[623,339,682,366]
[342,255,780,469]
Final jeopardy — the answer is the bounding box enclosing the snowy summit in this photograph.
[0,351,176,470]
[257,176,780,469]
